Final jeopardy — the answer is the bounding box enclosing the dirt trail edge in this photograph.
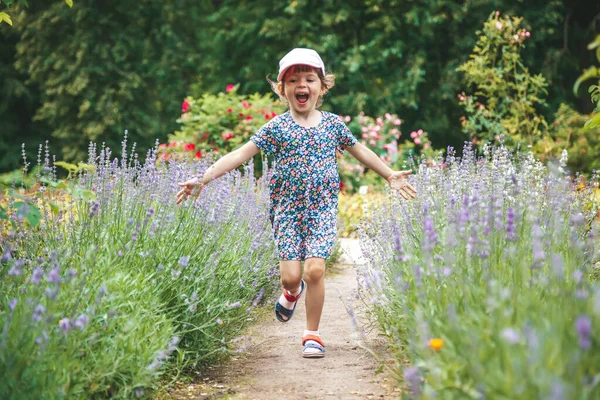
[164,238,399,400]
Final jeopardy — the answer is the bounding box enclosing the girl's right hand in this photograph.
[176,177,204,205]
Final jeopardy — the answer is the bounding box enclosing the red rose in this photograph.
[221,131,233,141]
[226,84,235,93]
[184,143,195,151]
[182,100,190,113]
[246,115,253,121]
[227,108,233,113]
[195,150,202,158]
[158,143,166,149]
[241,100,250,109]
[265,114,270,120]
[168,141,178,149]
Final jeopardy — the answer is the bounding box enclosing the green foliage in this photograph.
[537,104,600,174]
[457,12,548,147]
[5,0,596,172]
[0,0,72,25]
[9,1,210,165]
[574,35,600,130]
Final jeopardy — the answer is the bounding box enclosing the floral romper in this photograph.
[250,111,357,261]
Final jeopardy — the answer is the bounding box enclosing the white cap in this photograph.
[277,48,326,82]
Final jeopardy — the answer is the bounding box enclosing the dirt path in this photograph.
[164,239,399,400]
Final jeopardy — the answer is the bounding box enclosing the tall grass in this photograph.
[0,138,278,399]
[357,144,600,398]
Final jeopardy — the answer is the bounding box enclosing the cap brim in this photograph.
[277,63,325,81]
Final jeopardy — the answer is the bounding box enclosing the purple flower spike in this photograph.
[59,318,72,334]
[178,256,190,268]
[403,367,421,396]
[30,267,44,284]
[74,314,90,330]
[32,304,46,322]
[47,267,61,284]
[575,315,591,350]
[8,298,17,312]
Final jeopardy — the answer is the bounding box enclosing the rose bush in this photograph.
[160,84,284,163]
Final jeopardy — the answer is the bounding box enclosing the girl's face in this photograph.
[281,66,325,115]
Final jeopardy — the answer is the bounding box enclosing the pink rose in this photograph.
[414,137,421,145]
[226,84,235,93]
[410,131,417,139]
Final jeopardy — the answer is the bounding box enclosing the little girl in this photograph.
[176,48,416,358]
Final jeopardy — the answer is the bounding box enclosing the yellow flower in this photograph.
[429,338,444,351]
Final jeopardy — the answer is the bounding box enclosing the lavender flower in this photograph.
[228,301,241,309]
[74,314,90,330]
[59,318,72,334]
[403,367,421,396]
[178,256,190,268]
[8,259,24,276]
[575,315,591,350]
[500,327,520,344]
[30,267,44,284]
[47,267,61,284]
[45,287,58,300]
[89,201,100,218]
[506,207,516,240]
[32,304,46,322]
[253,288,265,307]
[8,298,17,312]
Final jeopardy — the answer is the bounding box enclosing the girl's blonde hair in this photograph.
[267,65,335,108]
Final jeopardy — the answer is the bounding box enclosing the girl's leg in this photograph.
[277,260,303,321]
[303,257,326,331]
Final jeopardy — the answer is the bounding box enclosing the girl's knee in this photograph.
[281,272,303,289]
[304,259,325,283]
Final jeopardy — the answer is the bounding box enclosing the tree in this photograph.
[11,0,210,163]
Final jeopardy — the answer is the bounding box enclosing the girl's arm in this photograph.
[346,142,416,199]
[346,142,394,179]
[176,141,261,204]
[198,141,261,185]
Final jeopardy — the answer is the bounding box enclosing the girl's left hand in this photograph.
[387,170,417,200]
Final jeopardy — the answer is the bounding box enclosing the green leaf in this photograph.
[583,113,600,130]
[0,206,7,220]
[573,66,600,97]
[49,202,60,216]
[24,204,42,227]
[65,0,73,7]
[0,12,13,26]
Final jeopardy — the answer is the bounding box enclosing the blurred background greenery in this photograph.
[1,0,599,176]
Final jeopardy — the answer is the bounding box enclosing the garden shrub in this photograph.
[0,138,278,398]
[457,12,548,149]
[357,143,599,398]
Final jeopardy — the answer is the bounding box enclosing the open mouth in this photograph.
[295,94,309,105]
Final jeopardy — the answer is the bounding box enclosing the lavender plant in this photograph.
[0,137,278,398]
[356,143,600,398]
